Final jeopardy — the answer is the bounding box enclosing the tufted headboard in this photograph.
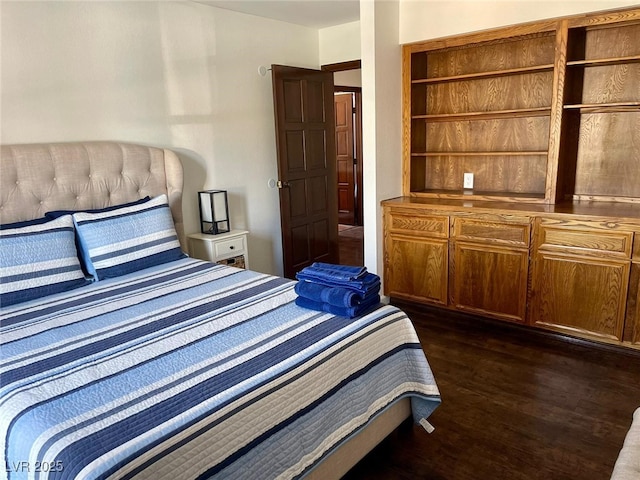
[0,141,185,248]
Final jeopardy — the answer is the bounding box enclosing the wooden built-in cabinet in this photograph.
[386,7,640,350]
[383,209,448,305]
[383,200,640,349]
[450,216,531,323]
[529,218,632,342]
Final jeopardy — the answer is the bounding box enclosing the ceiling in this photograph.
[196,0,360,29]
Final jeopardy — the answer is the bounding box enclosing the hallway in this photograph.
[338,224,364,266]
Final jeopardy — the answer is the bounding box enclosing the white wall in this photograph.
[319,20,361,65]
[360,0,402,278]
[400,0,640,43]
[1,1,319,276]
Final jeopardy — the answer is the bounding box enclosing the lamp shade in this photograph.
[198,190,230,234]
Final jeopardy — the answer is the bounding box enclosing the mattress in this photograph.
[1,258,440,480]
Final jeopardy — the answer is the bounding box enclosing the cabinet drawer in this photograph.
[537,226,632,258]
[388,211,449,238]
[452,217,530,247]
[214,236,246,259]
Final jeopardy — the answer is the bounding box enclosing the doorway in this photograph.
[334,89,363,226]
[322,61,364,266]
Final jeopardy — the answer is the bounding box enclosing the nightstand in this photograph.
[187,230,250,269]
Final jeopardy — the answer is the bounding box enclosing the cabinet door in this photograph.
[633,283,640,345]
[624,263,640,345]
[530,251,629,341]
[452,242,529,323]
[385,234,448,305]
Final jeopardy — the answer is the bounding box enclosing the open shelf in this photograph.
[412,64,555,84]
[413,107,551,122]
[566,54,640,67]
[410,189,547,203]
[563,102,640,112]
[409,153,548,196]
[572,194,640,204]
[412,151,548,157]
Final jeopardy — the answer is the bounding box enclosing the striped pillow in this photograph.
[73,194,185,280]
[0,215,90,307]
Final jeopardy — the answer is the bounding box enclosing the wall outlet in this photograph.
[463,172,474,189]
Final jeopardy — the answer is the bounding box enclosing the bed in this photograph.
[0,141,440,480]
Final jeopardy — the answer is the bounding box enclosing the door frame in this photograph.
[333,87,363,226]
[322,61,363,226]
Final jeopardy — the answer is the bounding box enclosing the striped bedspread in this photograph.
[1,259,440,480]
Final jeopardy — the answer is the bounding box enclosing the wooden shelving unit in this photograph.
[403,10,640,205]
[405,31,556,201]
[560,19,640,203]
[389,7,640,350]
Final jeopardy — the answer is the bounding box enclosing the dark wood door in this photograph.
[271,65,339,279]
[335,92,355,225]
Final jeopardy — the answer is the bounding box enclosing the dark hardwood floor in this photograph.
[338,225,364,266]
[343,303,640,480]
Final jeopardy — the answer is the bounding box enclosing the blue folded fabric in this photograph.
[295,294,381,318]
[296,270,380,295]
[295,280,375,308]
[298,262,367,282]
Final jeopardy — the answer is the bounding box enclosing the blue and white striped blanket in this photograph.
[1,259,440,480]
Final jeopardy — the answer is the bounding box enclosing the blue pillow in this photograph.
[0,215,91,307]
[0,216,50,230]
[73,194,185,280]
[45,196,151,219]
[45,197,152,277]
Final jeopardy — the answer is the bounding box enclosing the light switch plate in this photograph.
[463,172,474,189]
